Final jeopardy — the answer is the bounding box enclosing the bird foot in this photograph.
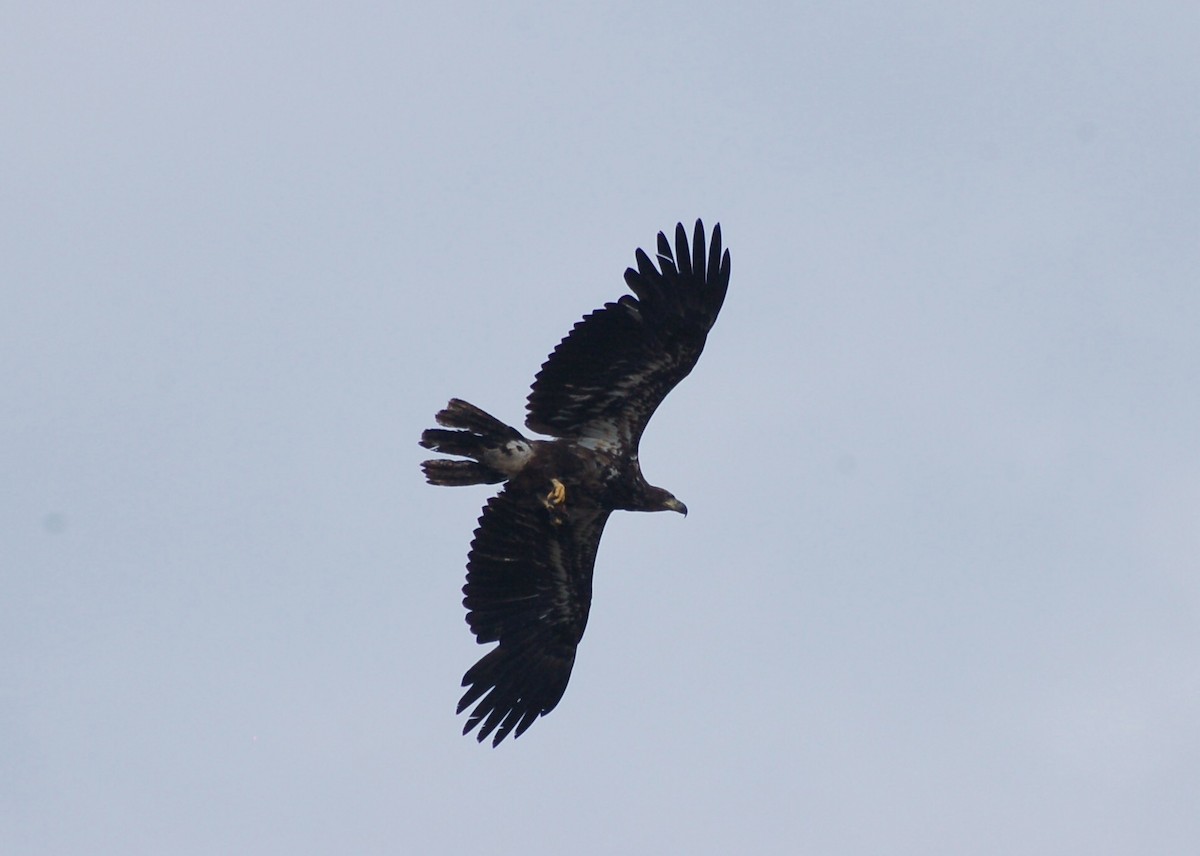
[544,478,566,507]
[543,478,567,523]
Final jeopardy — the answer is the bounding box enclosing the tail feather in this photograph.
[420,428,487,460]
[434,399,523,438]
[421,460,505,486]
[420,399,530,487]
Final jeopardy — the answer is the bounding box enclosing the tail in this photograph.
[419,399,530,486]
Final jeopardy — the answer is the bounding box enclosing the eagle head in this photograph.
[642,485,687,516]
[662,495,688,516]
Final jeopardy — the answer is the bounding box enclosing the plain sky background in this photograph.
[3,3,1198,854]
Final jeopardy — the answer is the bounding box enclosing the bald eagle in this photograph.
[420,221,730,745]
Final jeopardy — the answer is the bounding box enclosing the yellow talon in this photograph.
[544,478,567,509]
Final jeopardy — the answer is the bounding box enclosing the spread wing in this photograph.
[458,485,611,746]
[526,220,730,450]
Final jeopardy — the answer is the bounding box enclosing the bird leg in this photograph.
[543,478,567,523]
[544,478,567,507]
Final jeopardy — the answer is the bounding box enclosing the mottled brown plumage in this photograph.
[420,221,730,745]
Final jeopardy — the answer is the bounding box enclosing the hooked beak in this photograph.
[664,496,688,517]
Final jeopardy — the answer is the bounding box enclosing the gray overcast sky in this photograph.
[3,3,1198,854]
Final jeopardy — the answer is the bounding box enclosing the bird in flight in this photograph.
[420,221,731,745]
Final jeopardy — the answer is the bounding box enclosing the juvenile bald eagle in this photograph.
[420,220,730,746]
